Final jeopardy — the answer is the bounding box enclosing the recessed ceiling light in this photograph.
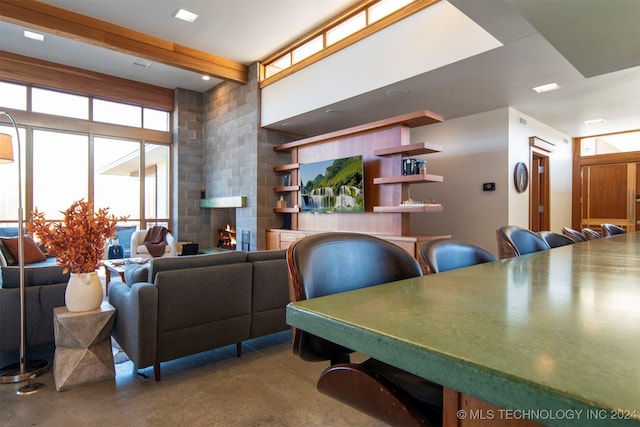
[133,58,151,68]
[325,108,345,116]
[385,88,409,97]
[173,8,199,23]
[281,123,295,128]
[202,75,210,81]
[24,30,45,42]
[584,118,606,125]
[532,83,560,93]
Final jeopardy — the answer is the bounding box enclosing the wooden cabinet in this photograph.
[266,229,449,260]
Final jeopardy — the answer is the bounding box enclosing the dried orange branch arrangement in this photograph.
[28,199,128,274]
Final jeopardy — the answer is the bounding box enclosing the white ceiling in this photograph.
[1,0,639,138]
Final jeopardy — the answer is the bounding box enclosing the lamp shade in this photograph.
[0,132,14,163]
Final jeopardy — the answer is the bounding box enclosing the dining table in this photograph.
[286,232,640,426]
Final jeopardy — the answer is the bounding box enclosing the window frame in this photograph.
[0,81,173,232]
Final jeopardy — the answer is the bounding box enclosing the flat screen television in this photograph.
[300,155,364,213]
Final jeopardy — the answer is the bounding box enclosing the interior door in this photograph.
[529,152,549,232]
[581,163,637,231]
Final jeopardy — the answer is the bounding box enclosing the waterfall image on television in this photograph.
[300,156,364,213]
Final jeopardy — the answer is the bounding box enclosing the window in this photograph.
[94,137,140,220]
[369,0,414,23]
[260,0,427,84]
[143,108,170,131]
[94,99,142,127]
[144,144,170,223]
[326,12,366,46]
[0,82,27,111]
[265,55,292,79]
[0,124,25,224]
[32,88,89,120]
[0,80,172,231]
[33,130,88,218]
[292,36,323,64]
[580,131,640,156]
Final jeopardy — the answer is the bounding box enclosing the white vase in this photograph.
[65,272,103,312]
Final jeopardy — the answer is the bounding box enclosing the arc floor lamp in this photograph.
[0,111,48,394]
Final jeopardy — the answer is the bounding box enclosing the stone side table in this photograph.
[53,301,116,392]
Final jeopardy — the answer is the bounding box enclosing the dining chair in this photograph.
[582,228,602,240]
[419,238,497,274]
[496,225,550,259]
[287,232,443,427]
[601,223,626,237]
[537,231,576,248]
[562,227,587,242]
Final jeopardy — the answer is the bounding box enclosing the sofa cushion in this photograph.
[124,260,151,285]
[1,261,69,288]
[246,249,287,263]
[0,236,47,265]
[148,251,247,283]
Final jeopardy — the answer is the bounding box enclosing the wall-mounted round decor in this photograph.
[514,162,528,193]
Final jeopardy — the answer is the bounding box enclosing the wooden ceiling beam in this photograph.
[0,0,249,84]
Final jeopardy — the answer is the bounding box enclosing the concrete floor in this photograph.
[2,331,386,426]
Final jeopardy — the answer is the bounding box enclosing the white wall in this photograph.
[409,108,509,253]
[507,108,573,232]
[408,107,573,254]
[261,1,501,127]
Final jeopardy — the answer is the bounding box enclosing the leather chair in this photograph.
[562,227,587,242]
[582,228,602,240]
[419,238,496,274]
[287,232,443,427]
[537,231,576,248]
[601,223,626,237]
[130,229,177,258]
[496,225,550,259]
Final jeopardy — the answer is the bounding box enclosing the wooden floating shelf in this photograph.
[373,174,443,184]
[273,163,299,172]
[373,204,443,213]
[374,141,442,157]
[273,185,300,192]
[273,207,300,213]
[274,110,443,152]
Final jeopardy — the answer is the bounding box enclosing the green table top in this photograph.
[287,232,640,426]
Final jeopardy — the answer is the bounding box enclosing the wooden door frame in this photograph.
[528,137,552,232]
[572,133,640,230]
[529,150,550,231]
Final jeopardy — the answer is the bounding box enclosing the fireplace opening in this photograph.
[217,224,236,250]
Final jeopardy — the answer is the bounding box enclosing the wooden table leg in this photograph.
[104,266,111,296]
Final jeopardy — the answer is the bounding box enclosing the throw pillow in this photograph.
[0,239,16,266]
[0,235,47,265]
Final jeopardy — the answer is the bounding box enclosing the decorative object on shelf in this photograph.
[277,196,287,209]
[282,173,291,186]
[29,199,128,312]
[514,162,529,193]
[402,158,426,175]
[0,111,49,389]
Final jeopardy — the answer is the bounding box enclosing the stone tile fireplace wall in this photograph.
[174,64,295,251]
[201,63,293,250]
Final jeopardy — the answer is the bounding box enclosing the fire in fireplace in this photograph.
[217,224,236,250]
